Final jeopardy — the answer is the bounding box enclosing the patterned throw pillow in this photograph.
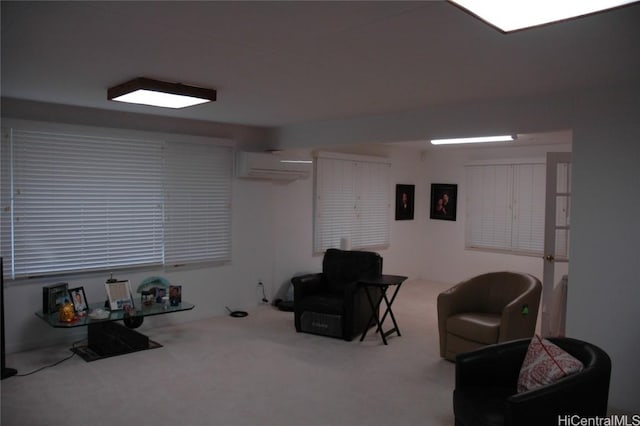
[517,335,584,393]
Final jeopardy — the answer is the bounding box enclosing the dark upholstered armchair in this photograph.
[438,271,542,361]
[454,337,611,426]
[292,248,383,341]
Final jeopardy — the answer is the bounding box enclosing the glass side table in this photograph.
[36,301,195,361]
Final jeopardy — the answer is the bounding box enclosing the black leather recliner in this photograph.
[453,337,611,426]
[292,248,383,341]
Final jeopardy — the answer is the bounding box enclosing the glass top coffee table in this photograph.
[36,301,195,361]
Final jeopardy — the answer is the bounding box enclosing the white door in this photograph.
[541,152,572,337]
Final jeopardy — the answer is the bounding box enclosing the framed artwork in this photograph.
[395,184,415,220]
[105,280,135,311]
[430,183,458,221]
[68,287,88,316]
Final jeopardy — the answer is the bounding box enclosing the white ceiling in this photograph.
[2,1,639,129]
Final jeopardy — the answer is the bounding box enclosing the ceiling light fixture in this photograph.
[430,135,515,145]
[449,0,638,32]
[279,160,313,164]
[108,77,217,109]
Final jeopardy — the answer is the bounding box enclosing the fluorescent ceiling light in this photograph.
[449,0,638,32]
[280,160,313,164]
[108,77,217,109]
[431,135,515,145]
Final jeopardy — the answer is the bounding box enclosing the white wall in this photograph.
[568,95,640,413]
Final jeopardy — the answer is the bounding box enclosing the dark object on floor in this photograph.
[292,248,383,340]
[73,321,161,362]
[226,307,248,318]
[453,337,611,426]
[274,299,294,312]
[1,257,18,379]
[437,271,542,361]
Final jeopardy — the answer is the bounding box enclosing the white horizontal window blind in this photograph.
[314,153,390,253]
[4,129,164,277]
[466,165,512,251]
[164,141,232,265]
[511,164,545,253]
[1,126,232,279]
[465,162,545,256]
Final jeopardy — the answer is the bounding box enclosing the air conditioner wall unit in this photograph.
[235,151,311,181]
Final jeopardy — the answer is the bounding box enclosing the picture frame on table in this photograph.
[68,286,88,316]
[105,280,135,311]
[430,183,458,221]
[169,285,182,306]
[42,283,69,314]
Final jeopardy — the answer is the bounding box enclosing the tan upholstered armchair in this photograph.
[437,271,542,361]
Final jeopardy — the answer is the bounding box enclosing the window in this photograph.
[314,152,391,253]
[1,125,232,279]
[465,161,545,256]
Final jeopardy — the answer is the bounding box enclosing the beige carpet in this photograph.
[1,279,456,426]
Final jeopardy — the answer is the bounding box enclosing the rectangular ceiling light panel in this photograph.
[450,0,638,32]
[108,77,217,109]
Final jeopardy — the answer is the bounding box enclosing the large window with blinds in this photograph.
[314,152,391,253]
[1,126,232,279]
[465,161,545,256]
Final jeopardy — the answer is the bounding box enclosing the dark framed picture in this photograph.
[430,183,458,221]
[169,285,182,306]
[68,287,88,316]
[42,283,69,314]
[395,184,415,220]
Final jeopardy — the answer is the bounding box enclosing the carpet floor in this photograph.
[1,279,456,426]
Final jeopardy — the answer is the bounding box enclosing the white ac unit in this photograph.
[235,151,311,181]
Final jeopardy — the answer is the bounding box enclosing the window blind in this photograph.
[465,162,545,256]
[314,154,390,253]
[466,164,512,251]
[5,129,164,277]
[1,126,232,279]
[164,141,232,265]
[511,164,545,253]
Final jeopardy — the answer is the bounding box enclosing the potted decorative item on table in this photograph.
[59,299,76,323]
[137,276,171,305]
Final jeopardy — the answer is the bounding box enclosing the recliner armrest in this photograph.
[292,273,325,300]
